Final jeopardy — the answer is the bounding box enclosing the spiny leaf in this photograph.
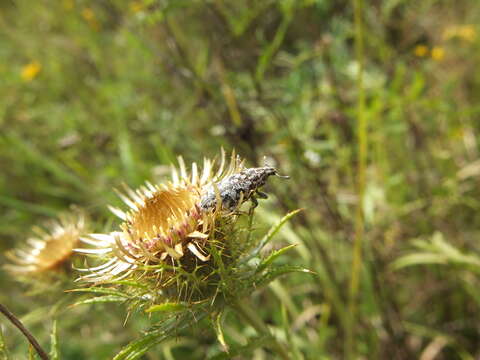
[243,209,302,263]
[145,302,187,313]
[212,311,228,353]
[109,280,149,289]
[257,265,314,288]
[256,244,297,273]
[67,287,130,298]
[113,312,207,360]
[113,329,165,360]
[71,295,127,307]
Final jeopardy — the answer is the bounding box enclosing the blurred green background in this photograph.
[1,0,480,358]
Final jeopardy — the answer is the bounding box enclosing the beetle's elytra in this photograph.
[200,165,289,212]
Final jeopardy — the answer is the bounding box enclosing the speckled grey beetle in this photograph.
[200,164,289,212]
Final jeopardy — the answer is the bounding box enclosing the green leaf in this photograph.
[255,3,295,82]
[145,302,187,313]
[243,209,302,263]
[113,312,207,360]
[257,265,314,288]
[212,311,228,353]
[109,280,149,289]
[4,134,89,192]
[208,336,270,360]
[49,320,59,360]
[67,287,130,298]
[0,195,58,217]
[256,244,297,273]
[0,325,10,360]
[28,345,35,360]
[71,295,126,307]
[214,1,272,37]
[391,253,447,270]
[113,329,165,360]
[391,232,480,271]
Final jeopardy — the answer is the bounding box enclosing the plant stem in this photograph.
[347,0,367,357]
[0,302,49,360]
[230,298,291,360]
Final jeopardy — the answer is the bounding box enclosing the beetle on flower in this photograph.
[76,150,288,286]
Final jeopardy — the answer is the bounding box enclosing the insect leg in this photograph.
[248,196,259,216]
[255,190,268,199]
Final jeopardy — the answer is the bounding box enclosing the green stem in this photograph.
[347,0,367,357]
[230,298,291,360]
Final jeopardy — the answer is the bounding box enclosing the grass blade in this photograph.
[49,320,59,360]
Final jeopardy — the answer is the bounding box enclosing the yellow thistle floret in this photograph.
[76,150,245,283]
[4,213,86,275]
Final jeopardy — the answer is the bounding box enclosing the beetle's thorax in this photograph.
[237,166,277,191]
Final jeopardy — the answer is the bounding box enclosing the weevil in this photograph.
[200,164,289,212]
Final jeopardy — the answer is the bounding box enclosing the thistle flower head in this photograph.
[4,213,86,275]
[71,150,305,357]
[76,150,246,283]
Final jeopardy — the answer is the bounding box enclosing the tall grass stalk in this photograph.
[230,298,291,360]
[346,0,367,357]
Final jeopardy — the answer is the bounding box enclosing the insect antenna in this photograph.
[262,156,290,179]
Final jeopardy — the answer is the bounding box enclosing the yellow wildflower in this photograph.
[457,25,476,42]
[129,1,144,13]
[82,8,100,30]
[414,45,429,57]
[431,46,445,61]
[21,61,41,82]
[81,8,94,21]
[443,25,476,42]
